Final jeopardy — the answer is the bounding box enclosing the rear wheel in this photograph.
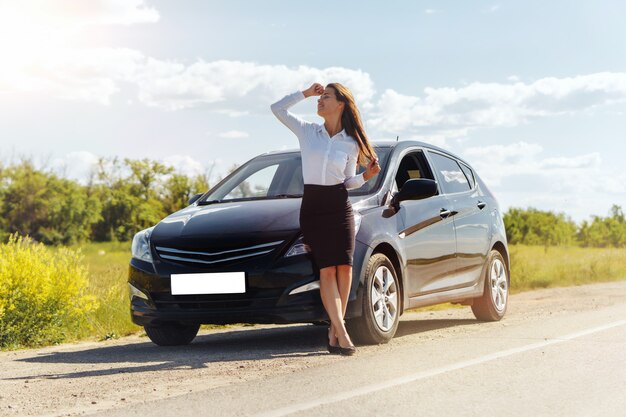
[347,253,400,345]
[471,250,509,321]
[144,323,200,346]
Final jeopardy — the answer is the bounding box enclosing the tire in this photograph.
[471,250,509,321]
[144,323,200,346]
[346,253,401,345]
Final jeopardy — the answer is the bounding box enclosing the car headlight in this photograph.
[131,226,155,262]
[285,212,362,258]
[285,235,311,257]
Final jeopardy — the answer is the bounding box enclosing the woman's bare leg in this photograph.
[319,266,351,347]
[336,264,352,317]
[333,264,354,346]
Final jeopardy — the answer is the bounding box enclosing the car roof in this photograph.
[261,140,472,167]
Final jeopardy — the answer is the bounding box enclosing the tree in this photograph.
[0,160,101,245]
[91,157,171,241]
[125,158,173,200]
[578,205,626,248]
[503,207,577,249]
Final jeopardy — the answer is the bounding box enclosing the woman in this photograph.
[271,82,381,355]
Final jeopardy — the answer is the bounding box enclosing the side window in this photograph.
[428,152,471,194]
[459,163,475,189]
[394,150,434,190]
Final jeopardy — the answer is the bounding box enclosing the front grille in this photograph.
[154,298,255,310]
[151,292,279,310]
[154,240,284,266]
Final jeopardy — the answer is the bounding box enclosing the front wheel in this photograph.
[346,253,401,344]
[471,250,509,321]
[144,323,200,346]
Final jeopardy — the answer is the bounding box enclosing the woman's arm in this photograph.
[270,83,324,139]
[344,153,380,190]
[270,91,309,138]
[343,151,366,190]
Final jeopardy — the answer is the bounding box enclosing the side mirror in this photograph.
[391,179,438,209]
[188,193,203,205]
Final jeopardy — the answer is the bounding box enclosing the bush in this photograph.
[0,234,98,349]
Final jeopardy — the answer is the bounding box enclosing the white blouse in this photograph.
[270,91,366,190]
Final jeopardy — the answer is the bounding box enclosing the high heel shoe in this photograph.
[337,330,356,356]
[327,327,340,354]
[327,341,341,354]
[338,343,356,356]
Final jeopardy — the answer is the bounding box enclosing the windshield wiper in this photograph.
[271,194,302,199]
[197,199,221,205]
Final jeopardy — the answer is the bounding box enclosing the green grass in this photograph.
[509,244,626,292]
[64,241,140,341]
[66,242,236,341]
[31,242,626,344]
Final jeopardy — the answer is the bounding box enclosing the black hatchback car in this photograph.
[129,140,510,346]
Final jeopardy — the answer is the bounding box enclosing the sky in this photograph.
[1,0,625,222]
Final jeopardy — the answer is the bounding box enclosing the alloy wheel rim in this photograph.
[490,258,508,312]
[371,265,398,332]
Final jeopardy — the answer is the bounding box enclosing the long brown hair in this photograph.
[327,83,377,166]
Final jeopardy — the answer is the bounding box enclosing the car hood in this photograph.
[151,198,303,246]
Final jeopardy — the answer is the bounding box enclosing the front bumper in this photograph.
[128,253,364,327]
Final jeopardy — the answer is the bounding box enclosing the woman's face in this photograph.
[317,87,344,118]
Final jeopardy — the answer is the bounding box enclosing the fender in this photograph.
[346,232,407,319]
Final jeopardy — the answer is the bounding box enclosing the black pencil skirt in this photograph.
[299,182,355,269]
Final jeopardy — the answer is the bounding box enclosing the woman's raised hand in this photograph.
[303,83,325,98]
[364,157,381,181]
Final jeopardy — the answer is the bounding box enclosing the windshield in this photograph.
[199,147,392,204]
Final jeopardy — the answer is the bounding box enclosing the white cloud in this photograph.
[540,153,601,170]
[0,0,159,32]
[424,9,439,14]
[217,130,249,139]
[1,1,374,108]
[51,151,100,183]
[0,0,155,103]
[1,48,376,111]
[369,72,626,139]
[214,109,250,117]
[462,142,624,221]
[134,60,376,111]
[48,152,223,184]
[463,142,543,185]
[483,4,501,13]
[161,155,209,177]
[0,47,146,105]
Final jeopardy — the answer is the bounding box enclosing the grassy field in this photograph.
[2,241,624,349]
[509,244,626,291]
[67,242,626,341]
[66,241,140,341]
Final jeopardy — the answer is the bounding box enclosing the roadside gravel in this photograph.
[1,281,625,417]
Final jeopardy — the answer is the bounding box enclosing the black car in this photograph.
[129,140,510,346]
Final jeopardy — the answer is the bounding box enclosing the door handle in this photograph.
[440,208,452,218]
[477,201,487,210]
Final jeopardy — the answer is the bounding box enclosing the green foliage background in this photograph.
[1,157,624,248]
[0,157,625,350]
[0,157,216,244]
[504,205,626,248]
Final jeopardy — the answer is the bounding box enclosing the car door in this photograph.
[427,151,491,289]
[393,150,457,297]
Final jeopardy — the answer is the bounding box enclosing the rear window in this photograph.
[428,152,471,194]
[459,163,475,189]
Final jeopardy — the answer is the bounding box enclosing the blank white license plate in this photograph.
[170,272,246,295]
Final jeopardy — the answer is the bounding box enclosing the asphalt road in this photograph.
[2,281,625,417]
